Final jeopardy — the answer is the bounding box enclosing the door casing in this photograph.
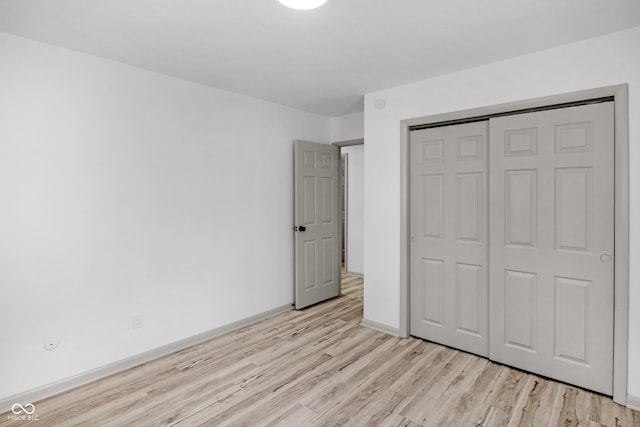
[399,84,629,405]
[341,153,348,270]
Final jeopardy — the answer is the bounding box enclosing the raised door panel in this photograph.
[321,237,335,285]
[303,177,316,225]
[456,263,483,336]
[456,173,482,243]
[304,241,317,289]
[554,276,591,365]
[423,174,444,239]
[421,258,445,326]
[423,139,444,162]
[555,168,592,252]
[505,128,538,156]
[321,177,334,224]
[504,270,537,352]
[505,170,537,248]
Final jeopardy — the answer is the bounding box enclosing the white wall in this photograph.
[0,32,330,400]
[331,112,364,142]
[342,145,364,275]
[363,26,640,396]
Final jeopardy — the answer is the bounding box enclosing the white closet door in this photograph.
[489,102,614,394]
[410,121,489,357]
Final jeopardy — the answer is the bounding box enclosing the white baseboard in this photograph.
[360,318,400,337]
[345,270,363,278]
[627,394,640,411]
[0,303,293,414]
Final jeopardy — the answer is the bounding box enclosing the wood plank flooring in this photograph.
[2,273,638,426]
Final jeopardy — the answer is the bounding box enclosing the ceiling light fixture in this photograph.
[278,0,328,10]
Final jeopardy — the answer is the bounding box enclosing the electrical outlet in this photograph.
[132,314,143,330]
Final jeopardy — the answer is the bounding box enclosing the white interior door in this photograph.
[408,102,615,395]
[489,102,615,394]
[409,121,489,357]
[294,140,341,309]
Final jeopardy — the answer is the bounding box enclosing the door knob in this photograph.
[600,254,612,263]
[298,226,306,232]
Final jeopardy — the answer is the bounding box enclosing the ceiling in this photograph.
[1,0,639,117]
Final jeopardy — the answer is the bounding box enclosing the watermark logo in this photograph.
[8,403,39,421]
[12,404,35,415]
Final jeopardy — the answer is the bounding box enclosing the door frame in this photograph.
[341,153,349,271]
[398,84,629,405]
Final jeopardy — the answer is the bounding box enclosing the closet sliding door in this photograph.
[409,122,489,358]
[409,101,615,395]
[489,102,614,395]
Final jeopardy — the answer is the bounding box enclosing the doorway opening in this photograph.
[292,138,364,309]
[334,138,364,278]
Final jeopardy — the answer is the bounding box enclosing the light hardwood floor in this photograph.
[2,273,638,426]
